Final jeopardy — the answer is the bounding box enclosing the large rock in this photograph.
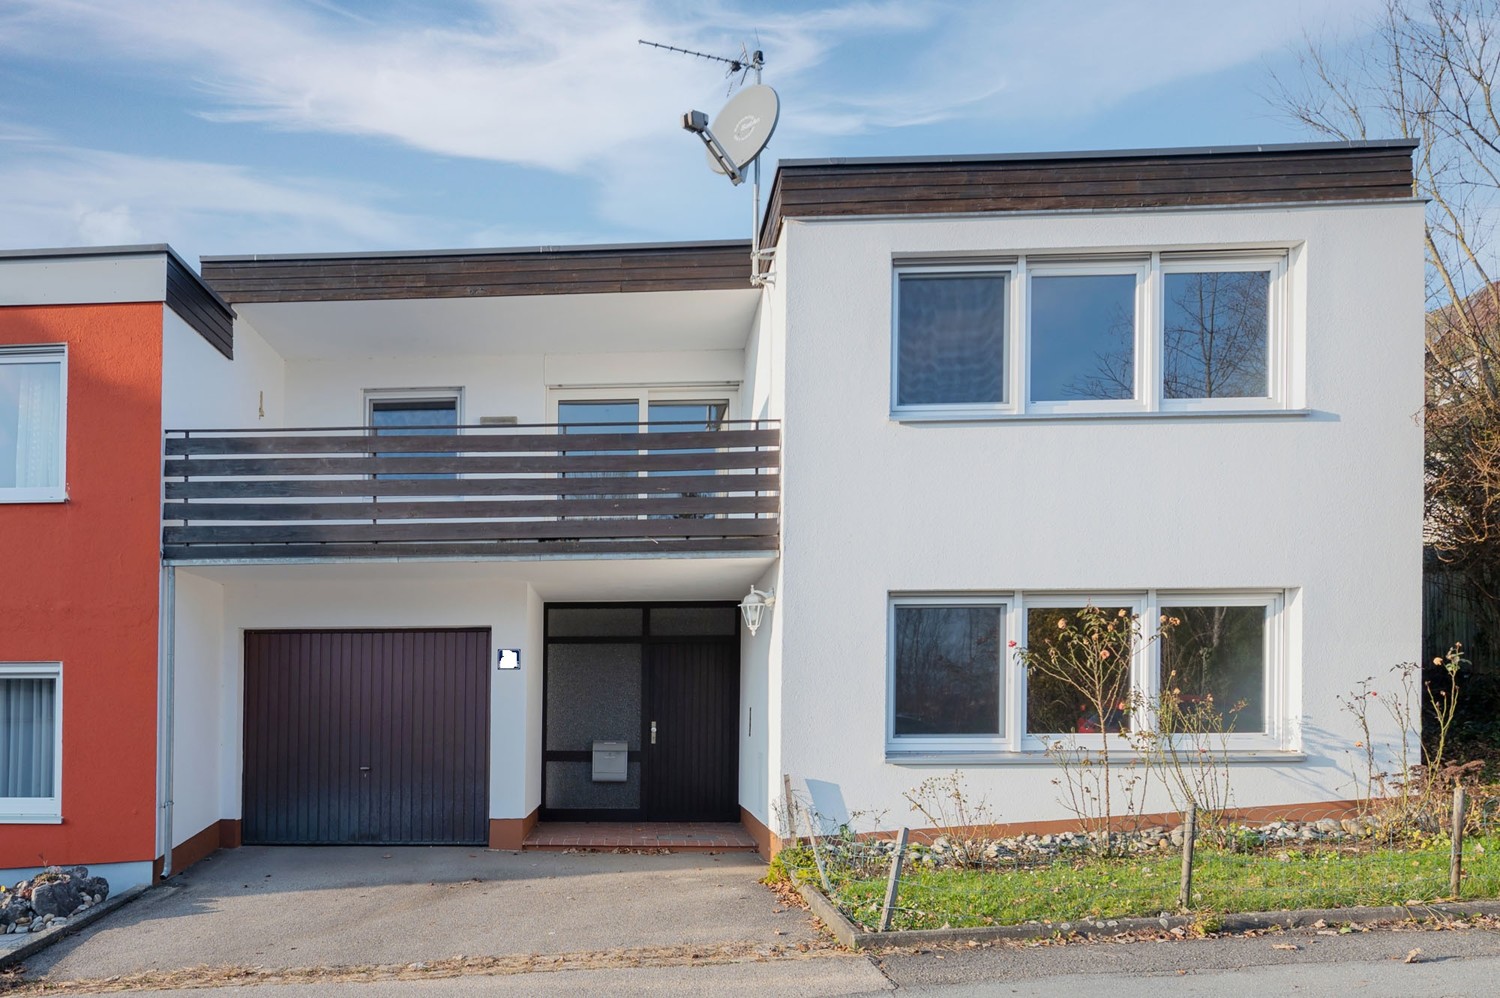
[0,891,31,928]
[30,877,85,918]
[80,876,109,903]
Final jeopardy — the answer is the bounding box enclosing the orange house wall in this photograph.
[0,303,163,869]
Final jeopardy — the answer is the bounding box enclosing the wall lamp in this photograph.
[739,586,776,636]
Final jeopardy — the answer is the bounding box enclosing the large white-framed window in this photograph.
[1026,259,1149,415]
[0,662,62,822]
[891,250,1292,419]
[887,590,1290,757]
[0,345,66,503]
[892,266,1013,416]
[1158,253,1288,412]
[888,596,1011,752]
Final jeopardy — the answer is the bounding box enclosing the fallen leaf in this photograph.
[1271,943,1300,951]
[1403,948,1423,964]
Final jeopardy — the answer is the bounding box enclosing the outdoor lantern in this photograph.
[739,586,776,636]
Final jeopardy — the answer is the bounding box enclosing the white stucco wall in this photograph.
[281,349,748,428]
[770,200,1427,828]
[171,570,226,845]
[162,312,285,430]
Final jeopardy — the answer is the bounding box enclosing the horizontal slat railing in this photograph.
[162,421,780,562]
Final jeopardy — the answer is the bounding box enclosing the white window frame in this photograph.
[547,384,741,425]
[887,595,1012,753]
[886,590,1292,757]
[363,387,464,427]
[1017,591,1149,752]
[1148,590,1287,750]
[0,345,67,504]
[0,662,63,823]
[1157,253,1289,413]
[890,250,1292,421]
[1025,259,1150,416]
[891,265,1017,418]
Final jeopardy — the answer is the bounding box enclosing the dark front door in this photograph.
[242,628,490,845]
[643,641,739,821]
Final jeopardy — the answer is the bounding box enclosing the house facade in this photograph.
[0,140,1424,886]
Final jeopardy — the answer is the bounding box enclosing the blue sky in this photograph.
[0,1,1385,268]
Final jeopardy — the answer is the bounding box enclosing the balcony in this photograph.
[162,421,780,563]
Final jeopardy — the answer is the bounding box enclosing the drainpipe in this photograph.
[158,565,177,879]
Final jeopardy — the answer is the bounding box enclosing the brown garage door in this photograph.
[243,628,489,845]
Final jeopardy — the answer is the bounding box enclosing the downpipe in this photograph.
[157,565,177,879]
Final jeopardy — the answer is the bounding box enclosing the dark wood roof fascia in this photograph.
[166,254,234,358]
[756,141,1420,249]
[201,242,756,305]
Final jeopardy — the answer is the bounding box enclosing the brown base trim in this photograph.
[488,808,540,851]
[169,821,221,875]
[161,819,244,881]
[523,842,755,853]
[740,806,777,858]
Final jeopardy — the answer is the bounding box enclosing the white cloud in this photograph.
[0,133,437,263]
[0,0,1388,249]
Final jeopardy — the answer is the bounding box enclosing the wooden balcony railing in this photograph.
[162,421,780,562]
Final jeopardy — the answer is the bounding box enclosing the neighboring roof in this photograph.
[0,244,235,358]
[200,240,755,305]
[758,138,1420,247]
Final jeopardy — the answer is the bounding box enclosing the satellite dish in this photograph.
[706,84,779,175]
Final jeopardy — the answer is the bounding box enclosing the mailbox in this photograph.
[591,740,628,782]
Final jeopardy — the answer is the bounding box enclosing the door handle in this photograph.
[650,721,657,745]
[359,766,371,772]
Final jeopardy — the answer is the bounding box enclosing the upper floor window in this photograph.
[366,390,460,481]
[892,252,1288,418]
[0,346,66,502]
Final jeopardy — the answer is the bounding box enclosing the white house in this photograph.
[0,139,1424,883]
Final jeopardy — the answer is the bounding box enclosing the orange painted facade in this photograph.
[0,303,163,869]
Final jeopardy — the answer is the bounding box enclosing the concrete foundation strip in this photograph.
[0,884,151,970]
[796,880,1500,950]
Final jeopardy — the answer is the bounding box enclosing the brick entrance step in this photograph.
[523,821,759,851]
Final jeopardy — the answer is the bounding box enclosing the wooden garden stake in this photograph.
[1178,805,1197,910]
[782,774,798,847]
[802,804,833,895]
[1451,785,1468,898]
[878,827,910,932]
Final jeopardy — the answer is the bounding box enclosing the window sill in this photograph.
[891,408,1311,425]
[0,492,67,504]
[0,814,62,824]
[885,750,1306,767]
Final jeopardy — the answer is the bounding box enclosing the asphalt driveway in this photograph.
[22,845,823,980]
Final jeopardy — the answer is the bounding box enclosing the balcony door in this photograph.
[556,391,732,510]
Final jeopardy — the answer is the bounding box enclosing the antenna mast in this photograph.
[640,38,774,287]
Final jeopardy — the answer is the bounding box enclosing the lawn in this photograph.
[787,836,1500,931]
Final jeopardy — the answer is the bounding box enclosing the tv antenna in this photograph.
[639,38,777,287]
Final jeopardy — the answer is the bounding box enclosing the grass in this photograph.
[782,835,1500,932]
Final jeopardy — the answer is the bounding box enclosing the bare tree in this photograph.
[1269,0,1500,656]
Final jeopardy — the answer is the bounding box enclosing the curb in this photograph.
[795,881,1500,950]
[0,884,151,970]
